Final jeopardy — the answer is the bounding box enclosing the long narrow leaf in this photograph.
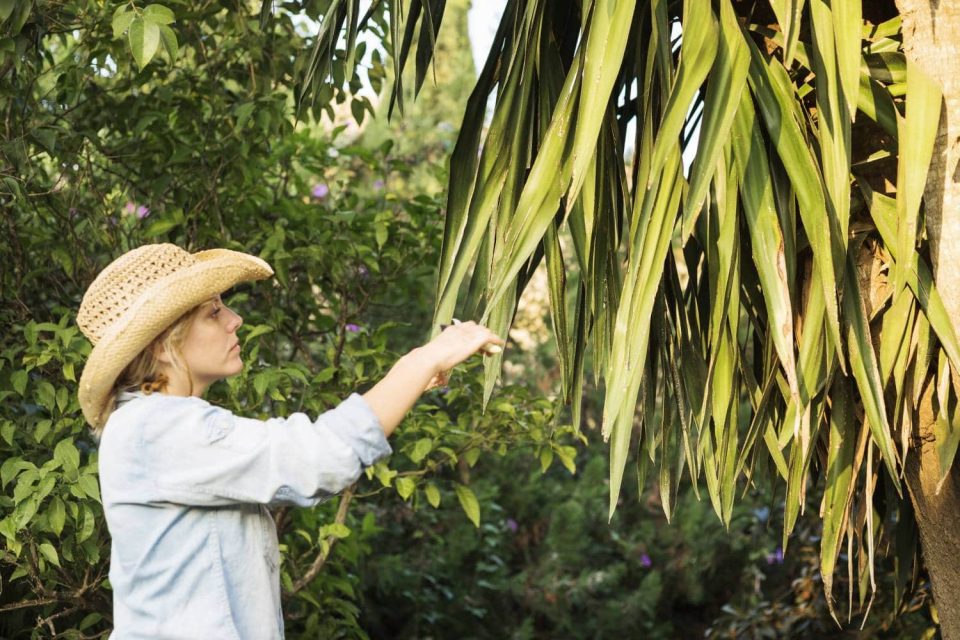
[681,0,750,240]
[768,0,805,68]
[842,240,902,494]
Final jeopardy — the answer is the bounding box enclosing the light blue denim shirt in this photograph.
[97,391,392,640]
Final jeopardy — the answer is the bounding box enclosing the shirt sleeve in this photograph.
[140,393,392,507]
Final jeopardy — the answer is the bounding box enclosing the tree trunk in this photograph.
[895,1,960,637]
[904,386,960,638]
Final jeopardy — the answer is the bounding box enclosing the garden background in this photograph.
[0,0,951,637]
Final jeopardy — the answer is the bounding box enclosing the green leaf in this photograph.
[539,448,554,473]
[79,613,103,631]
[747,39,843,358]
[38,542,61,567]
[1,458,33,489]
[78,474,101,504]
[12,369,27,395]
[53,438,80,475]
[128,17,161,69]
[891,61,941,295]
[77,504,95,543]
[463,447,480,467]
[243,324,274,344]
[0,0,14,24]
[375,222,388,249]
[768,0,805,67]
[604,155,684,518]
[373,462,397,487]
[159,24,178,62]
[112,7,136,39]
[234,102,255,133]
[350,98,366,125]
[424,483,440,508]
[647,2,718,186]
[682,0,751,239]
[933,352,960,494]
[842,245,901,494]
[409,437,433,464]
[820,380,859,621]
[831,0,861,121]
[730,90,799,405]
[554,445,577,475]
[454,483,480,527]
[37,380,56,411]
[48,497,66,536]
[320,522,351,539]
[143,4,175,25]
[395,476,415,500]
[565,0,638,204]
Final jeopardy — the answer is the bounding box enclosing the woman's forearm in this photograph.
[362,348,437,437]
[361,321,504,438]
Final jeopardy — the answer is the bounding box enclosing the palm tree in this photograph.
[297,0,960,632]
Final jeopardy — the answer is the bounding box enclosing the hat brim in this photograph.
[78,249,273,428]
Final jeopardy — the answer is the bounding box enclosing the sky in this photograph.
[467,0,507,75]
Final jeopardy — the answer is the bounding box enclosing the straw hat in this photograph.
[76,243,273,428]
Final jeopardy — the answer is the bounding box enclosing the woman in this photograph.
[76,243,502,639]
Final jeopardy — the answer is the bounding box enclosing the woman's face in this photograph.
[163,294,244,396]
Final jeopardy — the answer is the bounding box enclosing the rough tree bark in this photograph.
[894,2,960,637]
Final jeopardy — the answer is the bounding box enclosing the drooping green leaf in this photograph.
[820,380,858,621]
[892,61,942,295]
[143,4,175,25]
[682,0,750,240]
[842,243,901,495]
[128,17,161,69]
[454,483,480,527]
[112,7,136,39]
[768,0,805,67]
[38,542,61,567]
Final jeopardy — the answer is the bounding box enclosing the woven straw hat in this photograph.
[76,243,273,428]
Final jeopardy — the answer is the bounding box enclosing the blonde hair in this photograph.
[95,304,203,435]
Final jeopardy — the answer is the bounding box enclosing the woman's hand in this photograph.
[362,321,504,437]
[422,321,504,390]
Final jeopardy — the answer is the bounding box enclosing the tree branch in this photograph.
[289,484,356,593]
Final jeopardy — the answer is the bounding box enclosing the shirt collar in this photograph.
[117,390,147,406]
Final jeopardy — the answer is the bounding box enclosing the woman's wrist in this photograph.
[399,346,440,378]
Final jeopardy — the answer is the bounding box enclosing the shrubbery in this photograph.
[0,4,578,636]
[0,2,939,638]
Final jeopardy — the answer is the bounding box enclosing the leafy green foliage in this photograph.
[0,2,579,637]
[357,436,938,638]
[393,0,949,624]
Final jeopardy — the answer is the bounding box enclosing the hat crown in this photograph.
[77,244,196,344]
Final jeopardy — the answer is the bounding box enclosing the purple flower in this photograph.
[124,201,136,214]
[506,518,518,533]
[136,205,151,219]
[311,183,329,199]
[766,547,784,565]
[357,265,369,280]
[68,207,78,219]
[639,553,652,568]
[345,323,360,333]
[372,179,384,191]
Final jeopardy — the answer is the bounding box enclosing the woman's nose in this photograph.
[225,306,243,331]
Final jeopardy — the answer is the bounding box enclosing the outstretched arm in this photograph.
[362,321,503,437]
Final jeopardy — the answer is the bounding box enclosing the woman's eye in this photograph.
[211,307,221,316]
